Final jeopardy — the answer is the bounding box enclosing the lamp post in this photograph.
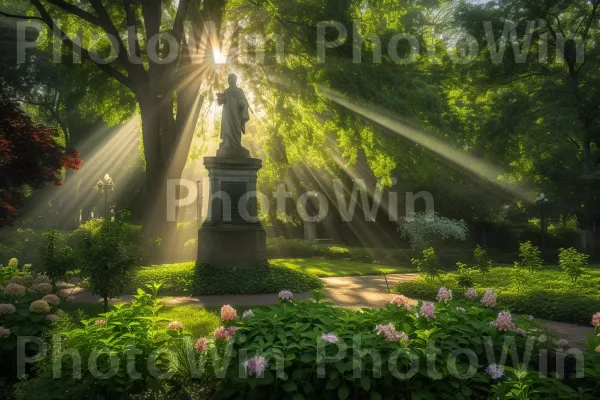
[95,174,115,219]
[536,193,549,256]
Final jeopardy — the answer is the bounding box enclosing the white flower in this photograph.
[399,212,468,249]
[242,309,254,319]
[486,363,504,379]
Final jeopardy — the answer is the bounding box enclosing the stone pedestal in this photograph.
[197,155,266,267]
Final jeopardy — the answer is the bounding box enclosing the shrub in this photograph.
[130,262,196,295]
[165,295,588,399]
[473,245,492,273]
[193,262,323,295]
[411,247,441,280]
[12,283,186,399]
[515,241,543,273]
[399,211,468,250]
[327,246,351,258]
[456,261,476,288]
[558,247,588,283]
[37,229,74,283]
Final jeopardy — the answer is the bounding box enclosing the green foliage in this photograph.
[411,247,441,280]
[12,283,188,400]
[515,241,543,273]
[130,262,196,295]
[73,214,150,311]
[167,299,584,399]
[456,262,476,289]
[158,305,220,339]
[473,245,492,274]
[37,229,74,283]
[558,247,589,283]
[327,246,351,257]
[193,262,323,295]
[394,266,600,325]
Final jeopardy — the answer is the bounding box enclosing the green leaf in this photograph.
[338,385,349,400]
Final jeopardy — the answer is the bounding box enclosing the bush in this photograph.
[411,247,441,280]
[37,229,74,283]
[399,212,468,250]
[456,262,476,288]
[515,241,543,272]
[167,296,589,399]
[473,245,492,273]
[559,247,588,283]
[393,266,600,325]
[13,283,185,399]
[192,262,323,295]
[130,262,196,295]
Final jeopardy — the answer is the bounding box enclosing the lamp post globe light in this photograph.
[535,193,549,256]
[95,174,115,219]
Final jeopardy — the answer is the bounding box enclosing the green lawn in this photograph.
[269,258,417,277]
[129,258,417,295]
[394,265,600,325]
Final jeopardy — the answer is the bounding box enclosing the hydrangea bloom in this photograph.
[419,302,436,320]
[592,312,600,327]
[167,321,184,330]
[486,364,504,379]
[58,289,71,299]
[214,326,237,340]
[375,323,408,343]
[195,337,210,352]
[35,283,53,294]
[220,305,238,321]
[480,289,497,308]
[95,320,107,327]
[0,304,16,315]
[3,283,26,298]
[559,339,569,348]
[242,309,254,319]
[278,290,293,301]
[464,288,478,299]
[513,327,526,337]
[8,258,18,268]
[436,287,453,303]
[42,294,60,306]
[490,312,514,332]
[245,356,269,376]
[391,295,411,308]
[46,314,57,323]
[456,307,465,312]
[321,333,339,344]
[36,275,50,283]
[0,327,10,339]
[29,300,50,313]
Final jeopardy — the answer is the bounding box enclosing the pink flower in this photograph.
[595,345,600,352]
[278,290,293,301]
[42,294,60,306]
[559,339,569,348]
[480,289,497,308]
[490,312,514,332]
[419,302,436,321]
[592,312,600,327]
[391,295,411,308]
[167,321,184,330]
[0,304,16,315]
[464,288,478,299]
[214,326,237,340]
[245,356,269,376]
[513,327,526,337]
[321,333,339,344]
[436,287,452,303]
[95,320,107,327]
[242,309,254,319]
[375,323,408,343]
[29,300,50,313]
[195,337,210,352]
[220,305,238,321]
[0,327,10,339]
[46,314,57,323]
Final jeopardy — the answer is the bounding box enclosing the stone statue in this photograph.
[216,74,250,156]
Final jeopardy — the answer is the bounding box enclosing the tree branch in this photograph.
[86,0,133,69]
[29,0,133,89]
[0,10,44,21]
[44,0,101,26]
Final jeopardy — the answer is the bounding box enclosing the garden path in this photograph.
[65,273,594,345]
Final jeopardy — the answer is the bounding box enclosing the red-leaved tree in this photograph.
[0,94,82,227]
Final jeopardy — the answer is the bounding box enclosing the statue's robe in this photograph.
[220,86,249,150]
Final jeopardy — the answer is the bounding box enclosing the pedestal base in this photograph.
[197,223,266,267]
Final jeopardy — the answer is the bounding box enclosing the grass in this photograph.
[269,258,416,277]
[394,265,600,325]
[129,258,416,296]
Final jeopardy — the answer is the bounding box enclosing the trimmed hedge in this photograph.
[192,262,323,295]
[393,266,600,325]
